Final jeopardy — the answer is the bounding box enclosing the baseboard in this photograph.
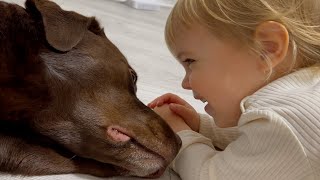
[117,0,176,9]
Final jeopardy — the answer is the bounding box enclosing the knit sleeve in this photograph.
[172,116,314,180]
[198,113,240,150]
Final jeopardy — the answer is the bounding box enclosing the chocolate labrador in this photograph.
[0,0,181,178]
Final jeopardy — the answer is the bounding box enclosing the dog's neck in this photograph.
[0,1,43,62]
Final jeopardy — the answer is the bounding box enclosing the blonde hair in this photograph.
[165,0,320,75]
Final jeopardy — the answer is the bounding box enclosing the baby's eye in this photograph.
[183,59,195,66]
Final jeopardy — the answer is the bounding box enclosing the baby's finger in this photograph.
[156,98,166,106]
[147,102,155,108]
[149,94,176,107]
[169,103,199,132]
[169,103,192,120]
[148,97,164,108]
[149,93,188,108]
[158,93,188,106]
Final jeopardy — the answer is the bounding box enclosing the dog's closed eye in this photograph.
[130,69,138,84]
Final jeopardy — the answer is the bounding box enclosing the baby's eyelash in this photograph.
[183,59,195,65]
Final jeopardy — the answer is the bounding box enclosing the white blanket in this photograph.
[0,169,180,180]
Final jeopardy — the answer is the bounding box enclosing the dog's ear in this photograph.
[26,0,91,52]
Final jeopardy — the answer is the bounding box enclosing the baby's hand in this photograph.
[148,93,200,132]
[153,104,191,133]
[148,93,189,108]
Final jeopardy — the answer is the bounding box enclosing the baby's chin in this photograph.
[214,116,240,128]
[205,103,240,127]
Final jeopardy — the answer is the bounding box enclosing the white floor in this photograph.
[1,0,206,179]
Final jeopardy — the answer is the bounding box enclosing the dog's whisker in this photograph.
[70,155,77,160]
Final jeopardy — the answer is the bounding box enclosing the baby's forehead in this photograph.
[166,22,198,44]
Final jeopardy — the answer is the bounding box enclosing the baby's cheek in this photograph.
[190,73,209,90]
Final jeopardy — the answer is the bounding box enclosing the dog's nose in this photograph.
[106,125,131,142]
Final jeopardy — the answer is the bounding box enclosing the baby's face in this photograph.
[172,24,268,127]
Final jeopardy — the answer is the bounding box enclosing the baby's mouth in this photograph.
[195,96,207,105]
[198,98,214,116]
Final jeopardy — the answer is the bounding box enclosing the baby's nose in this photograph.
[181,76,192,90]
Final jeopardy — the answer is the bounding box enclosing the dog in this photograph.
[0,0,181,178]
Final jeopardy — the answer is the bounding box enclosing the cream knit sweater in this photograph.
[172,66,320,180]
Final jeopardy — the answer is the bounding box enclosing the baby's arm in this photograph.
[173,116,313,180]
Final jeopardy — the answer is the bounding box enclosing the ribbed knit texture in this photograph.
[199,114,240,150]
[172,66,320,180]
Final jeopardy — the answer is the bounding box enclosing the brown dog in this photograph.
[0,0,181,178]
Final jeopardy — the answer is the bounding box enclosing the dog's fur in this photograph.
[0,0,181,178]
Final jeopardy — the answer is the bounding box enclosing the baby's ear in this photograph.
[254,21,289,69]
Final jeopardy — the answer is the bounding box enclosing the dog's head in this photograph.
[0,0,181,177]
